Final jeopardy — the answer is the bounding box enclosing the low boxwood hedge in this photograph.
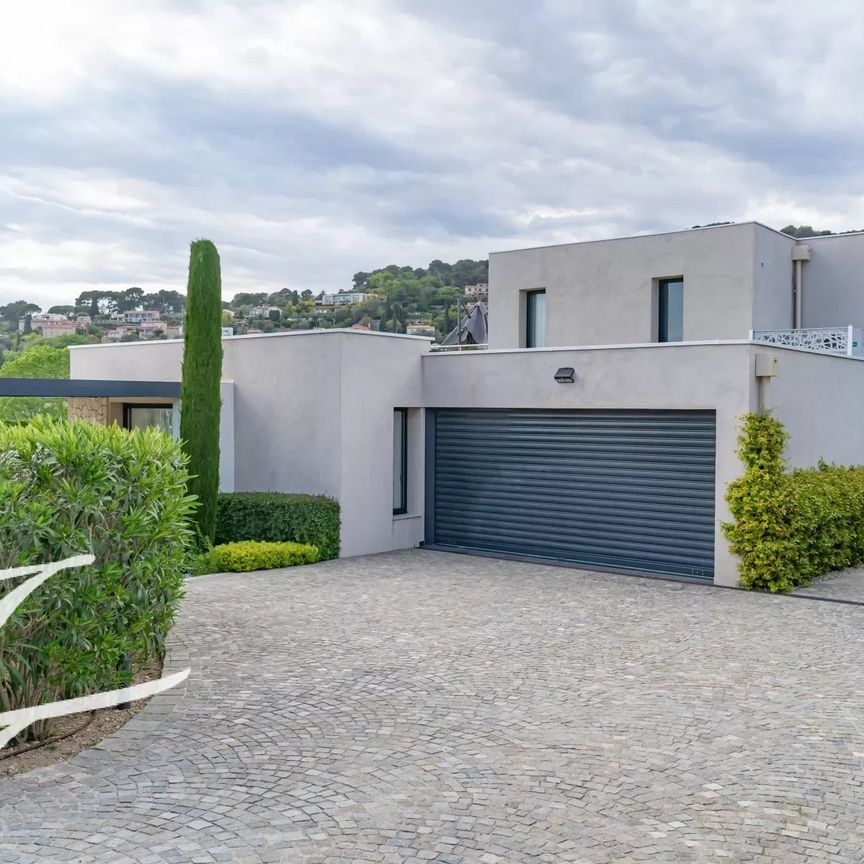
[204,540,320,572]
[215,492,340,560]
[724,412,864,592]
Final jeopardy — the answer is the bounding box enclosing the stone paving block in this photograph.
[1,550,863,863]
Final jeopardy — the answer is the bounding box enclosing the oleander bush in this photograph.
[215,492,340,560]
[205,540,320,572]
[723,412,864,592]
[0,417,196,742]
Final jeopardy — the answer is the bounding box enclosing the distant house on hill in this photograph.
[124,310,161,325]
[319,292,371,306]
[38,320,79,338]
[407,321,436,337]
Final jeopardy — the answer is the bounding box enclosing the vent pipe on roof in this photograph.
[791,245,811,328]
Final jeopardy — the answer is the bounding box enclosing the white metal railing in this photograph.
[430,343,489,352]
[750,326,863,357]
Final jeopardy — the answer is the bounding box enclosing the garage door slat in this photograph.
[430,408,716,580]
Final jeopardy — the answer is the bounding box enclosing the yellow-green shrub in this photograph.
[208,540,320,573]
[215,492,340,560]
[723,413,864,592]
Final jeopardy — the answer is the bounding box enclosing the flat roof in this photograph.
[424,339,864,361]
[0,378,181,397]
[69,328,433,351]
[797,229,864,242]
[489,220,798,256]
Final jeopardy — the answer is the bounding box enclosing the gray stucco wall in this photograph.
[338,334,427,556]
[70,331,431,559]
[801,233,864,329]
[488,223,762,349]
[70,331,864,589]
[752,225,794,330]
[70,334,342,498]
[422,342,755,586]
[762,348,864,468]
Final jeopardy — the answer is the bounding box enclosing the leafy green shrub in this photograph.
[723,412,864,592]
[209,540,319,572]
[0,417,196,741]
[215,492,340,560]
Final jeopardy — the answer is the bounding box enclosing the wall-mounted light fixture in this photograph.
[554,367,575,383]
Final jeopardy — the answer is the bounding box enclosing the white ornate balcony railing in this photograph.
[750,326,863,357]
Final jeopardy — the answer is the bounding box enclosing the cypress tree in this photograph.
[180,240,223,545]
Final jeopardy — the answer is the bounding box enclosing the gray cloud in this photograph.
[1,0,862,308]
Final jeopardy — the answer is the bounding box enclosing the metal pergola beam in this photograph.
[0,378,181,398]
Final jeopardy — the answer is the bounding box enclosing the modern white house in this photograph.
[66,222,864,588]
[318,292,372,306]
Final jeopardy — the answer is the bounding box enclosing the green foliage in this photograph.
[215,492,340,560]
[0,344,70,423]
[0,300,40,325]
[0,343,69,378]
[39,333,96,349]
[206,540,319,572]
[0,418,196,741]
[723,413,864,592]
[180,240,224,546]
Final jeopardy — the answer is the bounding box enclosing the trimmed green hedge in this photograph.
[204,540,320,573]
[0,417,196,741]
[215,492,340,560]
[723,412,864,592]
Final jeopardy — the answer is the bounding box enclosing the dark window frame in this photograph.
[658,278,684,343]
[525,289,546,348]
[393,408,408,515]
[122,402,174,431]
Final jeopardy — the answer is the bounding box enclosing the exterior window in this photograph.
[658,278,684,342]
[525,289,546,348]
[123,404,173,434]
[393,408,408,515]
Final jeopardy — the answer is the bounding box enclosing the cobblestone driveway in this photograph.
[2,550,863,863]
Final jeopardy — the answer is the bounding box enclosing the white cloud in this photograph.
[1,0,863,308]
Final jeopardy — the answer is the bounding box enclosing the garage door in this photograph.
[427,409,716,580]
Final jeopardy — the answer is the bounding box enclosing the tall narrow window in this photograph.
[525,289,546,348]
[393,408,408,515]
[658,278,684,342]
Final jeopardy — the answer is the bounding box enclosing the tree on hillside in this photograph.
[47,305,77,316]
[142,289,186,315]
[352,271,371,291]
[0,300,41,326]
[180,240,223,546]
[780,225,835,238]
[231,292,267,307]
[75,290,121,317]
[117,286,145,313]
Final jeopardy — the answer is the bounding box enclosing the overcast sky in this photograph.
[1,0,863,309]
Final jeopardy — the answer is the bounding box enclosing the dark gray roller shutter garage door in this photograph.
[428,409,716,580]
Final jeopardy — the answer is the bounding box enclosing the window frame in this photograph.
[657,277,684,343]
[392,407,408,515]
[525,289,546,348]
[122,402,174,433]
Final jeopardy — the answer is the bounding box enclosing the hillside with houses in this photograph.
[0,258,489,371]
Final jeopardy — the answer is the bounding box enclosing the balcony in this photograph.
[750,326,863,357]
[430,343,488,352]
